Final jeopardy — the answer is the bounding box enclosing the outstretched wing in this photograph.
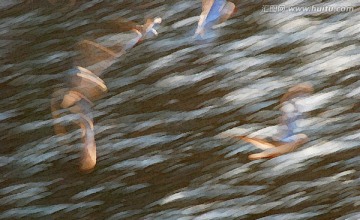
[280,83,314,103]
[115,18,142,32]
[198,0,215,27]
[197,0,234,36]
[69,66,108,101]
[248,134,308,160]
[235,135,276,150]
[204,0,226,26]
[74,39,118,77]
[77,113,97,172]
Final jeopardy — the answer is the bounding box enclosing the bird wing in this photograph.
[199,0,215,27]
[115,18,142,32]
[74,39,118,77]
[70,67,108,102]
[218,1,235,24]
[204,0,226,25]
[76,68,107,92]
[248,135,307,160]
[121,29,143,51]
[78,113,97,172]
[236,135,276,150]
[280,83,314,103]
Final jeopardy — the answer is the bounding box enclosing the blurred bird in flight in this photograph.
[195,0,235,38]
[51,16,161,172]
[75,16,162,73]
[234,83,314,159]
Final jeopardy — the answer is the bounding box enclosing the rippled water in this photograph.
[0,0,359,219]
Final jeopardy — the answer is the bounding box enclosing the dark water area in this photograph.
[0,0,359,219]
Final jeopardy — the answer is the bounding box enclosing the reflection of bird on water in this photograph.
[234,83,314,159]
[195,0,235,38]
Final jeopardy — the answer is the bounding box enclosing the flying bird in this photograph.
[195,0,235,38]
[233,83,314,159]
[75,17,162,73]
[51,16,161,171]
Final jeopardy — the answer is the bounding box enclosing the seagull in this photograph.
[233,83,314,159]
[70,66,108,100]
[195,0,235,38]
